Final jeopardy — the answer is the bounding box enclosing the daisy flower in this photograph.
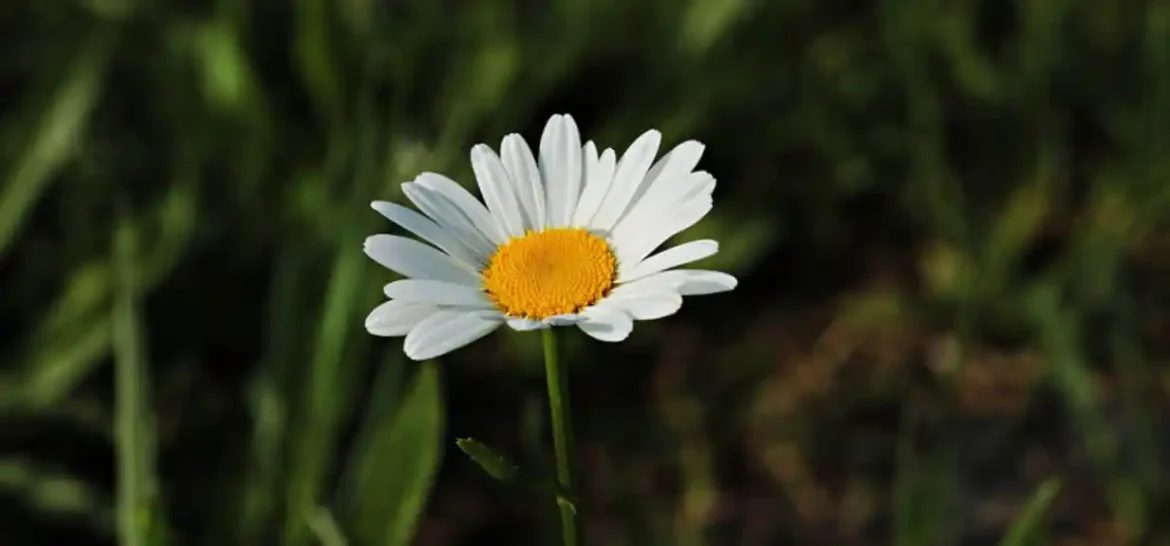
[363,114,737,360]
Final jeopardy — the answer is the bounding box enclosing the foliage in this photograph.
[1,0,1168,544]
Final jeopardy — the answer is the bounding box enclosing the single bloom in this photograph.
[363,114,737,360]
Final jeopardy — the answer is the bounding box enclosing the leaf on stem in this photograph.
[454,437,579,514]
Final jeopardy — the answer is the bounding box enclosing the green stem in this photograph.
[541,328,578,546]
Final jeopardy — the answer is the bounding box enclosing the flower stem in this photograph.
[541,328,578,546]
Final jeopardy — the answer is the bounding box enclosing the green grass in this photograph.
[1,0,1168,544]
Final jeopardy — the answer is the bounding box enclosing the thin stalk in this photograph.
[113,218,149,546]
[541,328,578,546]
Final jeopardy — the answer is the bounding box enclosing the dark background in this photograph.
[2,0,1169,545]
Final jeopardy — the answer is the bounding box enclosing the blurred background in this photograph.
[2,0,1169,545]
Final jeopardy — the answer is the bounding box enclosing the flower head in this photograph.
[364,114,737,360]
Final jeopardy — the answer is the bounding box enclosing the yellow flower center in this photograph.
[482,227,617,320]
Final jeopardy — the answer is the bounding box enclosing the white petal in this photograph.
[505,317,547,331]
[627,142,705,207]
[404,309,502,360]
[589,130,662,231]
[644,141,705,193]
[671,270,738,295]
[614,196,713,266]
[365,300,440,337]
[402,182,496,260]
[606,291,682,321]
[609,171,714,245]
[506,313,581,331]
[576,306,633,342]
[584,141,598,167]
[363,234,481,286]
[610,270,688,297]
[501,134,545,229]
[618,239,718,283]
[545,314,582,326]
[540,114,584,227]
[677,172,717,203]
[632,269,737,295]
[571,144,617,227]
[414,172,506,244]
[382,279,493,308]
[370,201,482,267]
[661,171,716,210]
[471,144,525,237]
[611,142,706,235]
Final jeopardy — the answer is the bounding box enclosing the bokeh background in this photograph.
[3,0,1169,545]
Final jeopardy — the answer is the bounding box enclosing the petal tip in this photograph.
[470,143,492,157]
[365,324,398,338]
[361,234,379,250]
[403,348,430,361]
[402,339,436,361]
[725,275,739,290]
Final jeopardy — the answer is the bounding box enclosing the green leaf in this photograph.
[0,457,113,534]
[997,479,1062,546]
[294,0,344,125]
[1027,286,1117,470]
[455,437,578,514]
[236,248,314,543]
[345,362,444,546]
[981,153,1055,296]
[456,437,520,483]
[0,36,108,258]
[306,507,349,546]
[282,231,369,546]
[5,182,195,413]
[112,215,160,546]
[893,400,955,546]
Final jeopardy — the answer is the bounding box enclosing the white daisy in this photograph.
[363,114,737,360]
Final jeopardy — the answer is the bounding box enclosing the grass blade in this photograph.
[236,247,313,542]
[307,507,350,546]
[112,216,155,546]
[283,235,368,546]
[997,479,1062,546]
[335,350,405,505]
[0,37,108,258]
[345,361,444,546]
[7,181,196,412]
[0,457,114,536]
